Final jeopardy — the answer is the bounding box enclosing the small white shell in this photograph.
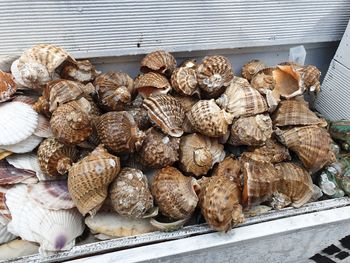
[0,135,42,154]
[6,153,46,180]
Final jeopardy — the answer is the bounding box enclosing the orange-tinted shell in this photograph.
[140,50,177,77]
[60,59,99,83]
[272,65,304,99]
[33,86,51,117]
[134,72,171,98]
[170,67,198,96]
[68,145,120,216]
[241,59,266,82]
[212,157,242,187]
[0,71,17,103]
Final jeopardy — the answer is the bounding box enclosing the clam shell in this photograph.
[135,72,171,98]
[152,167,199,220]
[0,239,39,260]
[34,114,53,138]
[140,50,177,77]
[60,59,99,83]
[0,160,37,185]
[68,145,120,216]
[143,95,185,137]
[170,67,198,96]
[0,101,38,145]
[1,134,42,153]
[212,156,242,187]
[6,153,46,180]
[0,71,16,102]
[109,168,153,218]
[241,59,266,82]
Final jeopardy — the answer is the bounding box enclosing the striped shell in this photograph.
[0,71,16,103]
[0,134,42,154]
[60,59,99,83]
[170,67,198,96]
[250,67,275,93]
[140,50,177,77]
[0,160,37,185]
[299,65,321,92]
[241,59,266,81]
[212,157,242,187]
[134,72,171,98]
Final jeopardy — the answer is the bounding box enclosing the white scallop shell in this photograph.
[34,115,53,138]
[0,239,39,261]
[0,135,42,153]
[0,220,16,245]
[0,102,38,145]
[6,184,84,252]
[6,153,46,180]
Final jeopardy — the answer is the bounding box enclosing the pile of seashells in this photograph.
[0,44,339,257]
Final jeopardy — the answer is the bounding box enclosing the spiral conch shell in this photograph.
[170,66,198,96]
[109,168,153,218]
[212,157,242,187]
[140,50,177,77]
[135,72,171,98]
[68,145,120,216]
[152,167,199,220]
[299,65,321,93]
[0,71,17,103]
[60,59,99,83]
[241,59,266,81]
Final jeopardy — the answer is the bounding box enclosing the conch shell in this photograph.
[0,71,17,103]
[241,59,266,81]
[140,50,177,77]
[170,66,198,96]
[60,59,99,83]
[135,72,171,98]
[212,156,242,187]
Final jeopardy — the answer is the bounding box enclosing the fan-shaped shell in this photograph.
[60,59,99,83]
[212,157,242,187]
[0,101,38,145]
[12,94,38,105]
[0,220,17,245]
[0,160,37,185]
[109,168,153,218]
[200,176,244,232]
[0,71,16,102]
[135,72,171,98]
[95,111,145,154]
[0,134,42,154]
[152,167,199,220]
[94,72,134,111]
[187,99,233,137]
[143,95,185,137]
[171,67,198,96]
[241,59,266,81]
[6,153,46,180]
[276,126,336,173]
[196,55,233,98]
[179,133,225,177]
[68,145,120,216]
[140,50,176,77]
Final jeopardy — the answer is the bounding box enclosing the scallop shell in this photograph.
[37,138,78,177]
[228,114,273,146]
[12,94,38,105]
[109,168,153,218]
[135,72,171,98]
[6,153,46,180]
[187,99,233,137]
[152,167,199,220]
[179,133,225,177]
[94,72,134,111]
[50,100,92,144]
[34,114,53,138]
[196,55,234,98]
[140,50,177,77]
[216,77,268,118]
[0,239,39,261]
[212,157,242,186]
[143,95,185,137]
[95,111,145,154]
[0,134,42,154]
[0,101,38,145]
[200,176,244,232]
[68,145,120,216]
[0,71,16,102]
[299,65,321,93]
[170,67,198,96]
[276,126,336,173]
[138,128,179,169]
[0,221,17,245]
[241,59,266,81]
[0,160,37,185]
[6,184,84,252]
[60,59,99,83]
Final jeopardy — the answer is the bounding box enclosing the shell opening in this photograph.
[193,148,212,167]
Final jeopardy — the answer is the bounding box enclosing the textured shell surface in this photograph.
[299,65,321,92]
[152,167,199,220]
[216,77,268,118]
[68,145,120,216]
[250,67,275,93]
[109,167,153,218]
[172,94,199,113]
[179,133,225,177]
[140,50,177,77]
[134,72,171,98]
[171,67,198,96]
[0,160,37,185]
[0,134,42,154]
[187,99,233,137]
[95,111,145,154]
[94,72,134,111]
[212,157,242,187]
[276,126,336,173]
[60,59,99,83]
[196,55,234,98]
[143,95,185,137]
[6,184,84,252]
[34,114,53,138]
[200,176,244,232]
[0,71,16,102]
[50,100,92,144]
[0,187,11,221]
[0,239,39,261]
[126,106,151,131]
[6,153,46,180]
[228,114,273,146]
[0,101,38,145]
[241,59,266,82]
[12,94,38,105]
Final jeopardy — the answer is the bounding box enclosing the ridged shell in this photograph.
[0,71,16,102]
[228,114,273,146]
[216,77,268,118]
[299,65,321,92]
[0,187,11,220]
[109,168,153,218]
[187,99,233,137]
[276,126,336,173]
[212,157,242,187]
[12,94,38,105]
[152,167,199,220]
[94,72,134,111]
[171,67,198,96]
[37,138,78,177]
[200,176,244,232]
[60,59,99,83]
[127,106,151,131]
[50,100,92,144]
[140,50,177,77]
[6,153,46,180]
[0,134,42,154]
[68,145,120,216]
[179,133,225,177]
[95,111,145,154]
[143,95,185,137]
[172,94,199,113]
[241,59,266,81]
[196,55,234,98]
[34,114,53,138]
[0,101,38,145]
[0,160,37,185]
[135,72,171,98]
[138,128,180,168]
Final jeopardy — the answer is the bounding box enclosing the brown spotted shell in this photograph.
[170,67,198,96]
[134,72,171,98]
[60,59,99,83]
[212,157,242,187]
[94,72,134,111]
[125,95,151,130]
[179,133,225,177]
[151,166,199,220]
[187,99,233,137]
[196,55,234,98]
[275,126,336,173]
[109,167,153,218]
[138,128,180,169]
[0,71,17,103]
[241,59,266,81]
[299,65,321,93]
[68,145,120,216]
[37,137,79,177]
[143,95,185,137]
[200,175,244,232]
[50,100,92,144]
[250,67,275,93]
[33,85,51,117]
[95,111,145,154]
[140,50,177,77]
